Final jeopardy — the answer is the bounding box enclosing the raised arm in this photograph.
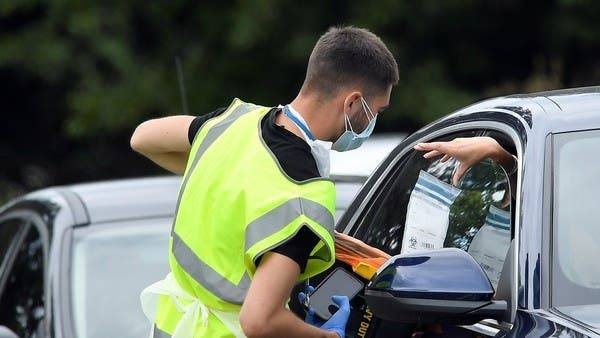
[130,115,195,175]
[414,136,517,186]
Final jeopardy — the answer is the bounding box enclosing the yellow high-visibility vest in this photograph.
[141,98,336,337]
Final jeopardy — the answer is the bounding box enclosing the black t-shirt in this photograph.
[188,106,321,272]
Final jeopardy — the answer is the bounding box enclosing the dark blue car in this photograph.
[333,86,600,337]
[0,87,599,337]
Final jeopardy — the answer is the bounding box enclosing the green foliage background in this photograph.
[1,0,599,202]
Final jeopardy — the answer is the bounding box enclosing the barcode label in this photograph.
[422,242,434,249]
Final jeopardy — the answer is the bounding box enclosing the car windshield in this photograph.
[70,218,170,338]
[553,129,600,329]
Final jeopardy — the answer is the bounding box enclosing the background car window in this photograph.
[0,222,45,338]
[71,218,170,338]
[335,180,364,222]
[553,130,600,329]
[356,131,512,289]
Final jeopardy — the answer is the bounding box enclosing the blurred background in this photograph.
[1,0,599,203]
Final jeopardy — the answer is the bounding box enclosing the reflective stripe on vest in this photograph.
[244,197,334,251]
[172,233,251,304]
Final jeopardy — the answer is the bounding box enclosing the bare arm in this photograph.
[130,116,195,175]
[414,137,516,185]
[239,252,338,338]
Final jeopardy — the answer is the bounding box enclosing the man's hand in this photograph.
[414,137,515,185]
[298,285,351,338]
[130,116,195,175]
[239,252,340,338]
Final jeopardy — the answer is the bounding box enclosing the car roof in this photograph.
[67,176,181,223]
[462,85,600,118]
[422,85,600,138]
[507,85,600,115]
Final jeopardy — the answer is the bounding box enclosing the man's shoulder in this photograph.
[190,105,321,182]
[260,109,321,182]
[188,107,229,144]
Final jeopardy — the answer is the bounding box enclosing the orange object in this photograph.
[334,232,390,279]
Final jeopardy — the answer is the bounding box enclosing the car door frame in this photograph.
[0,213,31,301]
[0,208,51,337]
[336,110,528,336]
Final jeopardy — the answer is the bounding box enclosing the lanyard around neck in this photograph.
[283,105,315,141]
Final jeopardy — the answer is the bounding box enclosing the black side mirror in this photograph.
[365,248,507,325]
[0,326,19,338]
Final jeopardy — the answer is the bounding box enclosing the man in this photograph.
[131,26,398,338]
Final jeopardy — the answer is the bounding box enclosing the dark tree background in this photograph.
[1,0,599,202]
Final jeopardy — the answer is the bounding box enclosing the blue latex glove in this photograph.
[298,285,351,338]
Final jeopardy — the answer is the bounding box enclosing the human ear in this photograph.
[342,91,362,114]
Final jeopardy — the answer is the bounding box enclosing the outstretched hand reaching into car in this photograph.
[413,136,517,186]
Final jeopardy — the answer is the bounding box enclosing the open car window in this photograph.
[355,130,514,290]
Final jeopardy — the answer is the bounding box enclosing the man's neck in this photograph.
[288,94,336,141]
[275,105,305,141]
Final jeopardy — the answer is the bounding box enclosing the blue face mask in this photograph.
[331,97,377,152]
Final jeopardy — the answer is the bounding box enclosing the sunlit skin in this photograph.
[414,136,516,186]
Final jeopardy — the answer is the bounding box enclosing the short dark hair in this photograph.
[301,26,399,97]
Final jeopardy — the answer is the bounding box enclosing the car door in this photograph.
[502,130,600,338]
[0,212,47,338]
[340,126,519,337]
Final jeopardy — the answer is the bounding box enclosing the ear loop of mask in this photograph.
[344,97,375,133]
[343,113,354,133]
[360,97,376,121]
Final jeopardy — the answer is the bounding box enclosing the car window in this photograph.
[355,131,513,289]
[552,130,600,329]
[0,222,45,338]
[70,218,170,338]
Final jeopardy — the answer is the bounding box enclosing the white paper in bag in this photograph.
[468,204,511,288]
[401,170,462,254]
